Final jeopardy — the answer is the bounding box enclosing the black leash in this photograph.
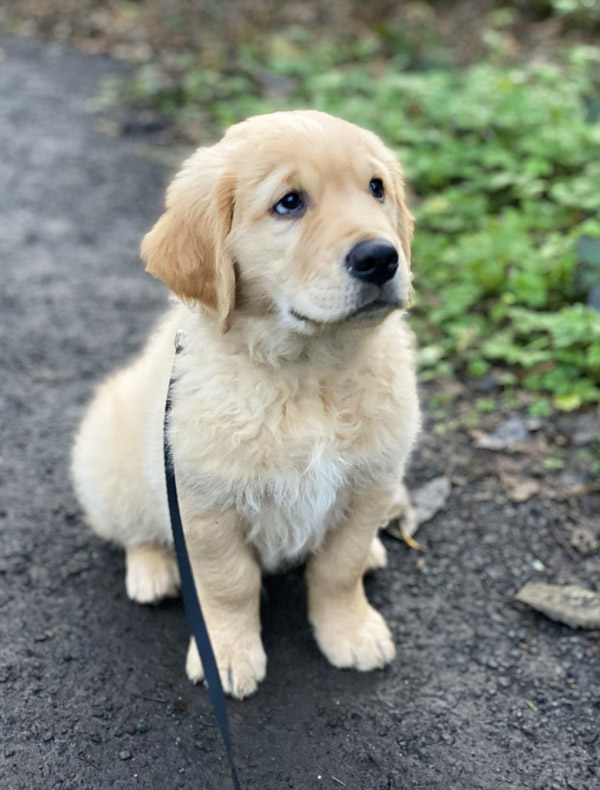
[163,331,241,790]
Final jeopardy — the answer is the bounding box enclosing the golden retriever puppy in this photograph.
[71,110,420,699]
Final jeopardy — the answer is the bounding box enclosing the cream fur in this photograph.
[71,110,421,699]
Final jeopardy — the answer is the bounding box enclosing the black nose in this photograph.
[344,239,399,287]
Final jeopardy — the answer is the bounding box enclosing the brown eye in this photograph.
[370,178,385,200]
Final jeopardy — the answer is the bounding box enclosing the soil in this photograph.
[0,34,598,790]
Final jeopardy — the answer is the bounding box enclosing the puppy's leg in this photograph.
[365,534,388,573]
[125,544,180,604]
[385,480,417,535]
[306,488,397,671]
[182,509,266,700]
[364,480,416,572]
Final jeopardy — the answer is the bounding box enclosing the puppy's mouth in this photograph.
[289,299,401,325]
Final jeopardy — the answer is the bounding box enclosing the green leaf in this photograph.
[528,398,553,418]
[576,235,600,295]
[554,393,583,411]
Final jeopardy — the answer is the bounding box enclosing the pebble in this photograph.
[136,719,149,734]
[119,749,132,761]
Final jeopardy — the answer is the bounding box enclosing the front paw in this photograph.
[186,633,267,700]
[311,603,396,671]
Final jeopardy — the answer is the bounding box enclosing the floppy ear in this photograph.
[141,146,237,332]
[388,159,415,305]
[390,160,415,269]
[398,197,415,270]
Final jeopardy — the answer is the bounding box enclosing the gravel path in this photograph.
[1,34,598,790]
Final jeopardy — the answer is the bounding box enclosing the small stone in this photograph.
[119,750,132,761]
[571,414,599,446]
[173,697,187,713]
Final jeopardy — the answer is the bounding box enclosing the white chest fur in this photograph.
[233,453,352,570]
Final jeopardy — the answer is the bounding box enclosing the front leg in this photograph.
[306,488,397,671]
[180,506,266,699]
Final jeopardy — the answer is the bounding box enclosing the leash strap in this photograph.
[163,332,241,790]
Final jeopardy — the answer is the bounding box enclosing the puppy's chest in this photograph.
[237,451,352,569]
[173,374,399,569]
[180,439,356,570]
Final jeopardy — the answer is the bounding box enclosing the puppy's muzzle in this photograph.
[345,239,399,287]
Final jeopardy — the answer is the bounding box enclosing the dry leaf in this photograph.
[498,471,541,502]
[475,417,529,451]
[412,476,452,524]
[385,476,451,545]
[514,583,600,630]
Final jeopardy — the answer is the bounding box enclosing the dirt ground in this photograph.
[1,34,598,790]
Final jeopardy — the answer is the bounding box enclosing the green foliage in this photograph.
[107,31,600,409]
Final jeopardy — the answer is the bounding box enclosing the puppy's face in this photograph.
[142,111,414,334]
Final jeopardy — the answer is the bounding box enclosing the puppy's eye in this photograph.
[370,178,385,200]
[273,192,304,217]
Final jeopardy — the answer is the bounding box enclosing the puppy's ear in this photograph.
[141,146,236,332]
[390,161,414,269]
[388,159,415,305]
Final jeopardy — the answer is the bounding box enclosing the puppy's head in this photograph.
[142,111,414,334]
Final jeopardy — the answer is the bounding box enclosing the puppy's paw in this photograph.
[125,544,180,605]
[186,633,267,700]
[312,604,396,672]
[364,535,388,573]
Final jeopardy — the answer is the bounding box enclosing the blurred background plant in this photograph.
[3,0,599,414]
